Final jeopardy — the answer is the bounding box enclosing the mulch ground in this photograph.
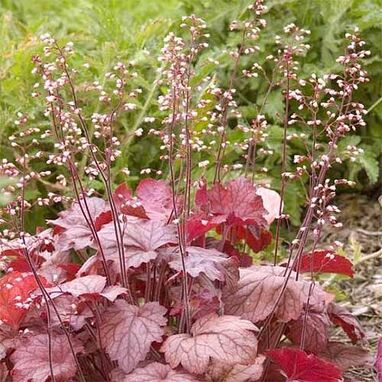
[321,193,382,381]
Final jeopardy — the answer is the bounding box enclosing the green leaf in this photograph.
[358,148,379,184]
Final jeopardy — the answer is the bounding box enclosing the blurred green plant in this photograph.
[0,177,15,206]
[0,0,381,228]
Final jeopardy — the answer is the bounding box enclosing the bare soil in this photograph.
[321,194,382,381]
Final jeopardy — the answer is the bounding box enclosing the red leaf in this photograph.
[57,263,81,280]
[234,225,272,253]
[0,249,31,272]
[161,313,258,374]
[376,338,382,382]
[10,333,83,382]
[115,362,198,382]
[100,300,167,373]
[327,303,365,343]
[287,310,331,353]
[94,210,113,231]
[113,183,149,219]
[113,183,133,207]
[218,241,253,268]
[223,266,326,323]
[196,177,267,228]
[267,348,342,382]
[294,250,354,277]
[186,213,222,243]
[319,342,373,371]
[0,272,48,329]
[136,178,178,222]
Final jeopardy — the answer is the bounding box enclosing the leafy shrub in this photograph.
[0,1,378,381]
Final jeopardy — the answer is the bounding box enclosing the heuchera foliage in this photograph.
[0,177,369,381]
[0,0,376,380]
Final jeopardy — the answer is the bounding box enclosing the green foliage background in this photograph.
[0,0,381,227]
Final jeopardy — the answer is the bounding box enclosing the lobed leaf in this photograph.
[223,266,326,323]
[95,219,177,269]
[287,310,331,353]
[10,333,83,382]
[195,177,267,228]
[161,313,258,374]
[164,246,233,282]
[49,197,111,251]
[44,275,107,298]
[100,300,167,373]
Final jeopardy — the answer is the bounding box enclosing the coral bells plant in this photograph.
[0,1,377,381]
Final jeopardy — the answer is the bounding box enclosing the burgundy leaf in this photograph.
[113,183,133,209]
[161,313,258,374]
[287,310,331,353]
[224,266,326,323]
[113,183,149,219]
[94,210,113,231]
[95,219,177,269]
[136,178,178,222]
[115,362,198,382]
[170,282,222,320]
[320,342,373,371]
[49,197,110,251]
[100,300,167,373]
[190,287,221,320]
[195,177,267,228]
[164,246,232,282]
[10,333,83,382]
[206,239,251,269]
[375,338,382,382]
[327,303,365,343]
[233,225,272,253]
[294,250,354,277]
[44,275,106,298]
[186,213,223,243]
[267,347,342,382]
